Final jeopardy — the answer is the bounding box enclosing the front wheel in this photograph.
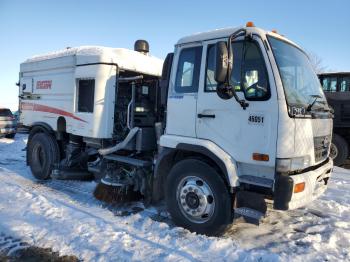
[330,134,349,166]
[165,159,232,236]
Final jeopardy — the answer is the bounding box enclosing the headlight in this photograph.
[135,107,145,112]
[276,156,311,172]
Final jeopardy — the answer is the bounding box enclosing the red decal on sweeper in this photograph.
[36,80,52,89]
[21,102,87,123]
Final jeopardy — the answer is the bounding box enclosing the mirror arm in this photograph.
[227,28,246,85]
[232,91,249,110]
[226,29,249,110]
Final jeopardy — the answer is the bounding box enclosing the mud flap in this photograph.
[234,191,267,225]
[273,173,293,210]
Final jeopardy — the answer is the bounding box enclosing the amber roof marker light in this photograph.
[246,21,255,27]
[271,29,285,37]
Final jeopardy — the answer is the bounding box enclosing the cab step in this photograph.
[234,207,265,224]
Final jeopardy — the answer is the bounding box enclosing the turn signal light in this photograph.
[246,21,255,27]
[294,182,305,193]
[252,153,269,162]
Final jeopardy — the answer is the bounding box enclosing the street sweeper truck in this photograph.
[19,23,333,235]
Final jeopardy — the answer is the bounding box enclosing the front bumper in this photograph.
[274,158,333,210]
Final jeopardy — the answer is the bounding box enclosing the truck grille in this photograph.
[314,135,331,163]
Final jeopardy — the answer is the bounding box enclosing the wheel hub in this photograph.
[177,176,215,223]
[185,192,200,209]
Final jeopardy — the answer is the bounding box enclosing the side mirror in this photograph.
[214,41,229,83]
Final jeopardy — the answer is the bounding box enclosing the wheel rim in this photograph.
[330,143,338,160]
[176,176,215,224]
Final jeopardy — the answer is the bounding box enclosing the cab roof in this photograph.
[176,26,301,49]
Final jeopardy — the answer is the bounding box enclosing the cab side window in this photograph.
[205,42,243,92]
[175,46,202,93]
[241,41,270,100]
[205,44,217,91]
[205,41,270,100]
[231,42,244,92]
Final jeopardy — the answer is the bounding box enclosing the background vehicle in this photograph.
[12,110,29,134]
[319,72,350,166]
[19,23,333,235]
[0,108,17,138]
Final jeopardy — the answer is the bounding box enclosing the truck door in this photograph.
[19,77,33,96]
[196,38,278,176]
[166,45,203,137]
[19,77,34,121]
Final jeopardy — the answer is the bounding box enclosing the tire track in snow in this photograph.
[0,170,204,261]
[0,169,170,223]
[0,233,29,256]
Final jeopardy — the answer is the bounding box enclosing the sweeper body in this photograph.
[19,24,333,235]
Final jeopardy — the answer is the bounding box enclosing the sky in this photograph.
[0,0,349,111]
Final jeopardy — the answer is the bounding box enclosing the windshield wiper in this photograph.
[306,95,322,112]
[312,106,333,113]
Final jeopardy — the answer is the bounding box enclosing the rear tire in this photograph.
[165,159,232,236]
[27,132,60,180]
[5,133,16,139]
[331,133,348,166]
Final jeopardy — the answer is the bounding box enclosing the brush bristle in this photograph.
[93,182,142,204]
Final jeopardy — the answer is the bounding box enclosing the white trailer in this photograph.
[19,23,333,235]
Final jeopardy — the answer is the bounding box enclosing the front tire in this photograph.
[27,132,60,180]
[331,134,348,166]
[165,159,232,236]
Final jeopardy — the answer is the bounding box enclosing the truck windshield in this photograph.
[268,36,327,112]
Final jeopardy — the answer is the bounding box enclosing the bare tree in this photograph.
[307,51,327,74]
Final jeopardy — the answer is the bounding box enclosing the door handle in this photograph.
[197,113,215,119]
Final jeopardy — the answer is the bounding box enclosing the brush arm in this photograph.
[98,127,140,156]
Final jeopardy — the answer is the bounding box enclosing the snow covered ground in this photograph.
[0,134,349,261]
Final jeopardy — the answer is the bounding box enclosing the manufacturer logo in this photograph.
[289,106,306,116]
[36,80,52,89]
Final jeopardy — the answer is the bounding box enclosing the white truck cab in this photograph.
[20,23,333,236]
[162,24,333,213]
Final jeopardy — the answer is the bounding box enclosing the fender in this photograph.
[30,122,54,134]
[159,134,239,187]
[176,143,229,181]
